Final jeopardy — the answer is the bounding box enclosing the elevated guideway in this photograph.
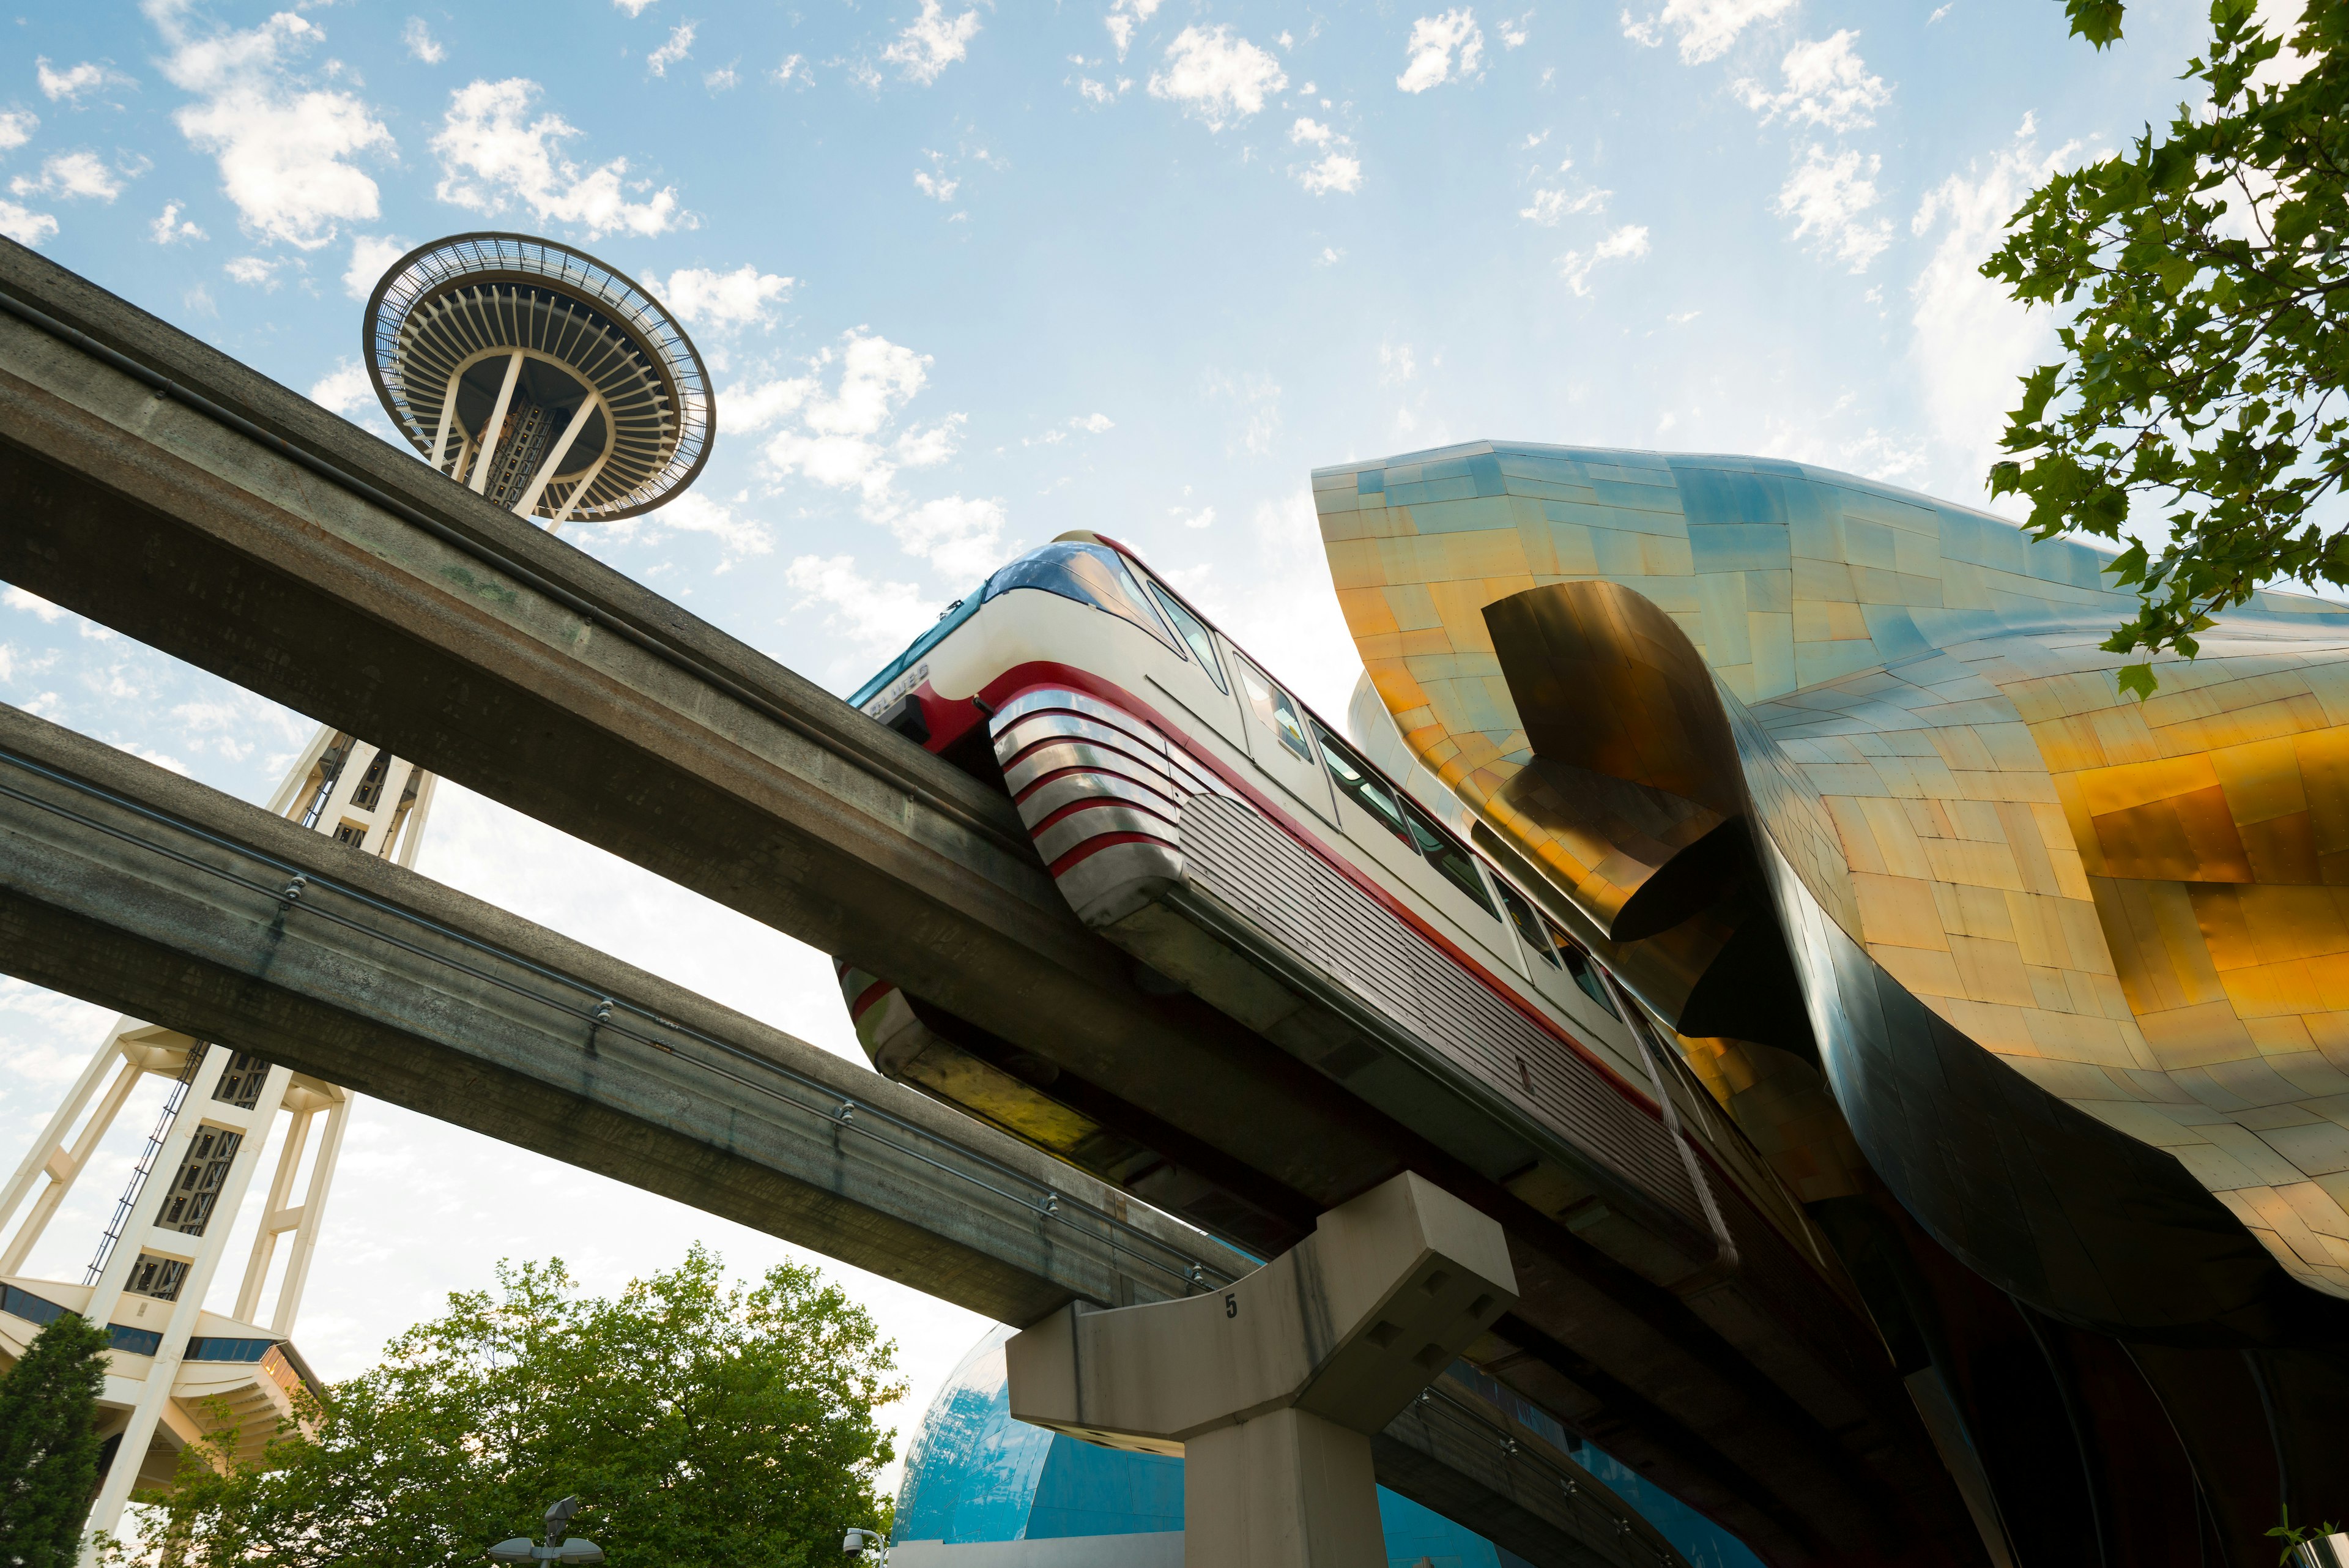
[0,236,1980,1567]
[0,699,1674,1568]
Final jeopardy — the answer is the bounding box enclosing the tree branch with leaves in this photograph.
[1983,0,2349,698]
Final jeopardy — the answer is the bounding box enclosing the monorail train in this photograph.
[834,532,1802,1267]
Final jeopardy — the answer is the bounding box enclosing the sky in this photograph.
[0,0,2237,1506]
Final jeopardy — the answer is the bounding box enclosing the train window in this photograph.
[985,541,1179,653]
[1146,582,1228,693]
[1236,660,1313,761]
[1313,724,1412,845]
[1400,799,1498,918]
[1493,880,1560,968]
[1548,919,1620,1017]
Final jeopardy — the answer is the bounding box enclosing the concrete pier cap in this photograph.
[1006,1171,1518,1568]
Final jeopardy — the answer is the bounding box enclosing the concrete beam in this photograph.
[0,702,1651,1568]
[0,700,1244,1325]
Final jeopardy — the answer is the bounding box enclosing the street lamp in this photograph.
[489,1497,606,1566]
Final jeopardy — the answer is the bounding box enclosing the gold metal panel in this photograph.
[1319,447,2349,1299]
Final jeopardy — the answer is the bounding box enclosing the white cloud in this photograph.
[0,111,35,152]
[883,0,982,84]
[913,152,959,201]
[309,359,373,415]
[1072,413,1114,433]
[894,414,967,469]
[785,555,939,651]
[632,491,774,565]
[705,65,738,92]
[37,58,130,103]
[1733,31,1889,132]
[1299,152,1362,195]
[149,199,204,243]
[1075,76,1130,105]
[403,18,445,64]
[1318,245,1344,265]
[653,264,794,331]
[614,0,658,13]
[1289,117,1362,193]
[0,199,58,247]
[757,335,1008,580]
[1397,9,1483,93]
[343,232,407,300]
[4,587,65,622]
[1776,144,1892,270]
[1379,343,1416,384]
[152,5,395,250]
[1520,185,1606,225]
[431,78,683,238]
[884,494,1006,579]
[1620,0,1795,64]
[1171,505,1215,529]
[10,151,127,202]
[1149,26,1286,130]
[1558,223,1650,294]
[1499,11,1532,47]
[224,253,280,288]
[1104,0,1164,61]
[647,23,696,77]
[774,54,814,86]
[724,376,817,431]
[762,332,935,499]
[1909,117,2074,492]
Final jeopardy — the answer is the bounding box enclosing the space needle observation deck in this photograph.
[363,232,713,526]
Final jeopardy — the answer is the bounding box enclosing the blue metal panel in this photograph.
[1026,1438,1184,1539]
[894,1328,1056,1543]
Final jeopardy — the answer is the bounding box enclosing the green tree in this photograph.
[0,1310,111,1568]
[1983,0,2349,697]
[132,1247,902,1568]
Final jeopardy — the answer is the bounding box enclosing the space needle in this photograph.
[363,231,714,526]
[2,234,714,1563]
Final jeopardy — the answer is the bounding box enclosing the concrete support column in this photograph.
[1184,1408,1384,1568]
[1007,1172,1517,1568]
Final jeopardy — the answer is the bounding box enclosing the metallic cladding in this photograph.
[1316,440,2349,1328]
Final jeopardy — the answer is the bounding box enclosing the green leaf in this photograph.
[2061,0,2128,48]
[2116,662,2158,700]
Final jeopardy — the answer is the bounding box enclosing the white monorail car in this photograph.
[833,532,1823,1284]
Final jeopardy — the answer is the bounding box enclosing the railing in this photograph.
[85,1042,207,1284]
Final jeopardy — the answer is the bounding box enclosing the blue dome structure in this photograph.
[891,1329,1764,1568]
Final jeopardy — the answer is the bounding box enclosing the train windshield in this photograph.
[986,541,1180,653]
[850,540,1181,709]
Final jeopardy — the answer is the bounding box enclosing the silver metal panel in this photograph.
[1032,803,1181,869]
[1174,792,1707,1233]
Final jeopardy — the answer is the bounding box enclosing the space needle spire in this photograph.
[0,234,712,1566]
